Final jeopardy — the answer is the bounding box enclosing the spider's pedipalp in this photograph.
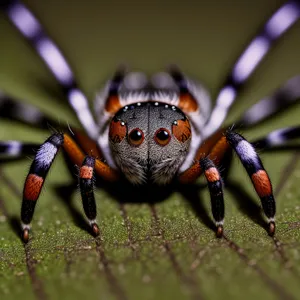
[79,156,99,236]
[225,131,276,235]
[200,157,225,237]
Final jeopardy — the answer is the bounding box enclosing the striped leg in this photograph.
[21,132,118,242]
[200,157,225,237]
[21,133,64,242]
[79,156,99,236]
[253,126,300,149]
[1,0,98,139]
[203,1,300,138]
[225,131,276,236]
[0,141,39,158]
[0,91,58,129]
[237,76,300,128]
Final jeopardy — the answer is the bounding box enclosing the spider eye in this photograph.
[128,128,144,146]
[154,128,171,146]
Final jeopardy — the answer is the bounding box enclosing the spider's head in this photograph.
[109,102,192,185]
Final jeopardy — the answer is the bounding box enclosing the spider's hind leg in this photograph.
[0,141,39,158]
[225,131,276,236]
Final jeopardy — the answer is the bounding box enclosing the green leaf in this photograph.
[1,1,300,299]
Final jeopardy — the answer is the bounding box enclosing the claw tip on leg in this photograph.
[92,223,100,236]
[216,225,223,238]
[23,229,29,243]
[268,221,275,236]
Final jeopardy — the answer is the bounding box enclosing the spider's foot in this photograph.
[216,225,223,238]
[23,228,30,243]
[21,223,30,243]
[268,221,276,236]
[91,222,100,237]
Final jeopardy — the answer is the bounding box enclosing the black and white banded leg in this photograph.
[226,131,276,235]
[253,126,300,149]
[203,1,300,138]
[21,133,64,242]
[1,0,98,139]
[0,141,39,158]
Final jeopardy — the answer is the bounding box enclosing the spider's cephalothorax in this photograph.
[1,0,300,243]
[108,101,192,185]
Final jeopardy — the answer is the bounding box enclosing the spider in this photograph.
[1,1,300,243]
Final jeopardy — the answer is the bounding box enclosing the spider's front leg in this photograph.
[179,130,276,236]
[21,132,118,242]
[226,131,276,235]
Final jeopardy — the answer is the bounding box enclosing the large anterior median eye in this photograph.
[128,128,144,146]
[154,128,171,146]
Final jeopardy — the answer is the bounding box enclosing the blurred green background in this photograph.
[0,1,300,299]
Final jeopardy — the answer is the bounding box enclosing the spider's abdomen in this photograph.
[108,101,192,185]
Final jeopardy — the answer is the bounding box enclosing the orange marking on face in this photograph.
[178,94,198,112]
[109,120,127,143]
[80,166,93,179]
[205,167,220,182]
[172,119,192,143]
[251,170,272,197]
[105,95,122,114]
[24,174,44,201]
